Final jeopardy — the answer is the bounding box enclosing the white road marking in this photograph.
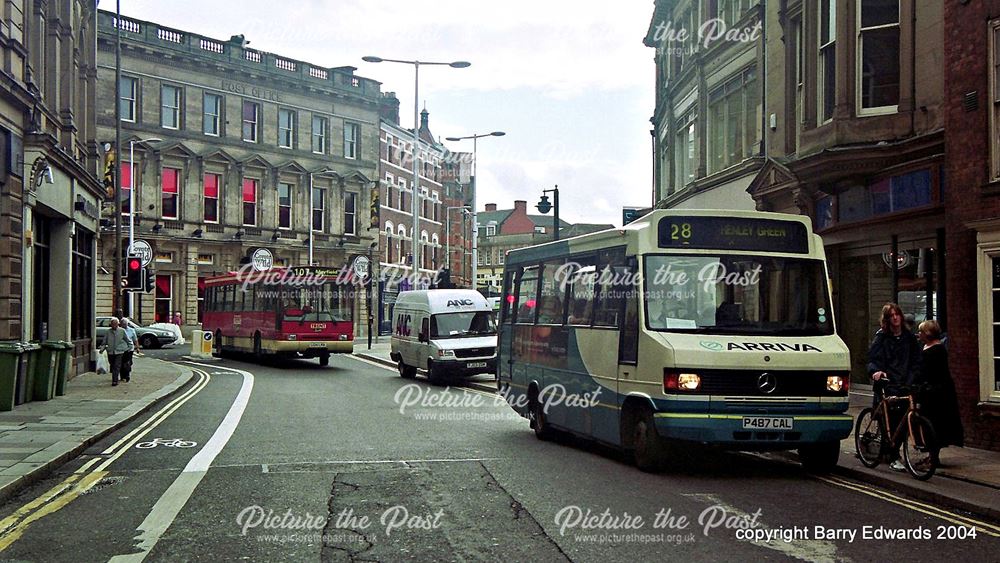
[261,464,269,473]
[109,362,254,563]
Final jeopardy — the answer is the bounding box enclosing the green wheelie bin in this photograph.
[45,340,73,397]
[0,342,25,411]
[20,343,41,404]
[33,341,65,401]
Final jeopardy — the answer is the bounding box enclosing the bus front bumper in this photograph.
[653,412,853,449]
[263,340,354,354]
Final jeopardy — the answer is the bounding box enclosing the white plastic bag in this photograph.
[96,349,110,374]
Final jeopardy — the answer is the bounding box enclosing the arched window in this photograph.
[431,234,440,269]
[384,222,394,263]
[398,224,407,264]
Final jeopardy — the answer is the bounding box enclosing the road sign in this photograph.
[131,239,153,267]
[622,207,651,226]
[251,248,273,271]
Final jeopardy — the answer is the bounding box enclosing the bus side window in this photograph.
[514,265,539,324]
[567,258,596,326]
[536,261,564,325]
[501,268,514,324]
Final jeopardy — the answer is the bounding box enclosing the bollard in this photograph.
[191,330,214,359]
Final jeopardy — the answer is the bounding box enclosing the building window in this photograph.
[203,93,222,136]
[312,187,325,231]
[120,76,137,122]
[242,178,257,226]
[278,182,293,229]
[344,192,357,235]
[674,112,697,189]
[312,115,327,154]
[71,229,94,341]
[819,0,836,122]
[242,101,260,142]
[398,179,406,209]
[486,225,496,236]
[278,108,295,148]
[858,0,900,112]
[161,84,181,129]
[204,173,220,223]
[120,162,132,215]
[385,224,394,263]
[708,68,759,174]
[161,167,180,219]
[155,275,172,323]
[197,254,214,265]
[344,122,359,159]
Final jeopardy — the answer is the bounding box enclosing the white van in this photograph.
[390,289,498,381]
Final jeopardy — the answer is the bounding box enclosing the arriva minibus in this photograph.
[498,210,852,472]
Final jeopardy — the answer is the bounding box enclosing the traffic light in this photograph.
[125,254,142,290]
[144,267,156,293]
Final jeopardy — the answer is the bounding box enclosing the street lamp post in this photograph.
[127,137,161,318]
[445,131,505,292]
[536,184,560,241]
[362,56,469,285]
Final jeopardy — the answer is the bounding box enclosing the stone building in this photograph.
[0,1,103,375]
[95,11,380,337]
[476,201,612,296]
[643,0,765,210]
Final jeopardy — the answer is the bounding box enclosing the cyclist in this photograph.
[867,302,921,471]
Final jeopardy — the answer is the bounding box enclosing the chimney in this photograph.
[485,203,497,212]
[514,200,527,215]
[379,92,400,126]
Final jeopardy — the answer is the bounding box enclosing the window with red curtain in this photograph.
[120,162,132,214]
[162,167,179,219]
[204,173,220,222]
[242,178,257,226]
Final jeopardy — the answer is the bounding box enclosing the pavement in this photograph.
[353,340,1000,521]
[0,355,194,504]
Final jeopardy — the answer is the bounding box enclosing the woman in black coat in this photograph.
[917,320,964,449]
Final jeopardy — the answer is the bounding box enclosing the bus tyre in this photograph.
[398,361,416,379]
[319,353,330,367]
[213,331,223,358]
[531,398,554,441]
[632,409,667,472]
[798,441,840,473]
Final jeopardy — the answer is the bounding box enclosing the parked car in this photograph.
[95,317,176,349]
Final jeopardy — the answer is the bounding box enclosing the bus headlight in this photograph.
[826,375,847,393]
[438,349,455,358]
[664,371,701,392]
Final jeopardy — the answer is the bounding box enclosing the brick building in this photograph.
[476,201,612,295]
[942,0,1000,449]
[95,11,380,337]
[0,1,103,375]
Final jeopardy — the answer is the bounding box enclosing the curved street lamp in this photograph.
[362,55,470,282]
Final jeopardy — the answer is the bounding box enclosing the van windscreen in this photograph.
[431,312,497,338]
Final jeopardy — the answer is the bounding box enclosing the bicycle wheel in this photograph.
[854,408,884,468]
[903,414,939,481]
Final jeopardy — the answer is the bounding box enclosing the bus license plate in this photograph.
[742,416,793,430]
[467,361,487,368]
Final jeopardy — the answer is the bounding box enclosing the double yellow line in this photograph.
[816,474,1000,537]
[0,368,211,551]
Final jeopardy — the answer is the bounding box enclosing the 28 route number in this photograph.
[671,222,692,242]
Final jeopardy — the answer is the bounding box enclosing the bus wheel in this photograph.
[798,441,840,474]
[213,331,223,357]
[632,408,667,472]
[398,361,416,379]
[253,333,263,361]
[531,398,554,441]
[319,353,330,367]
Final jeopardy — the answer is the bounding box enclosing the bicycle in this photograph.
[135,438,198,449]
[854,383,940,480]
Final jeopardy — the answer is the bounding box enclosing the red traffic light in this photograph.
[128,258,141,271]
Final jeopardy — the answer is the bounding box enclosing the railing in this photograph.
[113,17,141,33]
[200,38,224,53]
[206,224,225,233]
[309,67,328,80]
[243,49,262,63]
[275,58,296,72]
[157,28,182,44]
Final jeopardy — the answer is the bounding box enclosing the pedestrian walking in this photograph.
[867,302,922,471]
[916,319,964,450]
[121,316,139,383]
[101,318,132,386]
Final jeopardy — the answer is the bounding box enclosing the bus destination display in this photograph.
[657,216,809,253]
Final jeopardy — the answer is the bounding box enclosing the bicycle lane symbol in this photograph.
[135,438,199,449]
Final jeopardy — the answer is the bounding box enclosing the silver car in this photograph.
[95,317,176,349]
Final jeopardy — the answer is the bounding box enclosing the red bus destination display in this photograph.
[657,216,810,253]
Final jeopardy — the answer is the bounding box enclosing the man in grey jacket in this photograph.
[102,318,133,386]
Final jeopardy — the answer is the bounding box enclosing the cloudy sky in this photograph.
[112,0,656,225]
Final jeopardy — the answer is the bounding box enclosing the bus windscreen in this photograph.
[280,282,353,323]
[644,255,833,336]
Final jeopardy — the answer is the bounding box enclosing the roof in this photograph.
[477,209,513,226]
